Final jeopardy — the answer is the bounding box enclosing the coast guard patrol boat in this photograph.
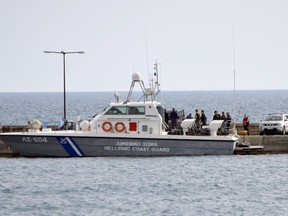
[0,64,238,157]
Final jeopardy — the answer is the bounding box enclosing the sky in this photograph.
[1,0,288,92]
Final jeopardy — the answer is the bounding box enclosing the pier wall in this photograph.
[235,123,259,135]
[239,135,288,154]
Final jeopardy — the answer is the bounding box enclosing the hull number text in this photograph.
[23,137,48,143]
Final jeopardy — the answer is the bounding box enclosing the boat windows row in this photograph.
[105,106,145,115]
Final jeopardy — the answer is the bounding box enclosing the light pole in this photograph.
[44,51,84,127]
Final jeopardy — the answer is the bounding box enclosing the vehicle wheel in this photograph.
[259,132,264,136]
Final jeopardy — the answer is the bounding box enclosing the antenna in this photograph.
[144,26,151,88]
[232,22,236,94]
[125,60,161,103]
[152,59,161,98]
[232,22,237,123]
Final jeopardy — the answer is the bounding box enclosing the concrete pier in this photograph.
[0,138,14,157]
[236,135,288,155]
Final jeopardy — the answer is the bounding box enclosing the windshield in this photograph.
[264,115,283,121]
[105,106,127,115]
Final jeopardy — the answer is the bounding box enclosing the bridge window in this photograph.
[105,106,127,115]
[128,106,145,115]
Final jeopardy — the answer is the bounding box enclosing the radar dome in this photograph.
[132,73,141,81]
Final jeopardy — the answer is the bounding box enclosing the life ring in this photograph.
[115,122,126,133]
[102,121,113,132]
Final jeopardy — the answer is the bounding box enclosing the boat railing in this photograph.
[175,119,237,136]
[162,121,169,130]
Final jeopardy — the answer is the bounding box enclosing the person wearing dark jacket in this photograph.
[170,108,179,129]
[213,111,220,120]
[201,110,207,126]
[226,112,232,129]
[186,113,193,119]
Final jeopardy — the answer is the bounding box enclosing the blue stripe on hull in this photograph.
[56,137,85,157]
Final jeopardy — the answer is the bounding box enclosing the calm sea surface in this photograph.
[1,90,288,125]
[0,155,287,216]
[0,91,287,215]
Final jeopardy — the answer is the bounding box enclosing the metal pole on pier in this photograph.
[44,51,84,128]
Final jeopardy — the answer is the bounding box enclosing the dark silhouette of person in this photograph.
[201,110,207,126]
[170,108,179,129]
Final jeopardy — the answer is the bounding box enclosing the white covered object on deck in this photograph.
[209,120,224,136]
[181,119,195,136]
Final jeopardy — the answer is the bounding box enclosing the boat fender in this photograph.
[30,119,42,129]
[115,122,126,133]
[80,120,90,131]
[102,121,113,132]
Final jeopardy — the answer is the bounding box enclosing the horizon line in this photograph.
[1,89,288,93]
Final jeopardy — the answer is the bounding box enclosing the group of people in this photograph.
[212,111,250,135]
[211,111,232,134]
[168,108,250,135]
[185,109,207,128]
[213,111,232,127]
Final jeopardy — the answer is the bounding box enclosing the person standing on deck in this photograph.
[186,113,193,119]
[201,110,207,126]
[221,112,227,134]
[226,112,232,129]
[195,109,201,128]
[221,112,227,121]
[213,111,221,120]
[170,108,179,129]
[243,114,250,135]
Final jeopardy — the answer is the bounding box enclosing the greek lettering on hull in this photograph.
[116,141,158,147]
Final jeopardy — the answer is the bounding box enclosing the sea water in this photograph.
[0,91,288,215]
[1,90,288,125]
[0,155,287,216]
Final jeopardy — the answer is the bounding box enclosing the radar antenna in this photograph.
[125,60,161,103]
